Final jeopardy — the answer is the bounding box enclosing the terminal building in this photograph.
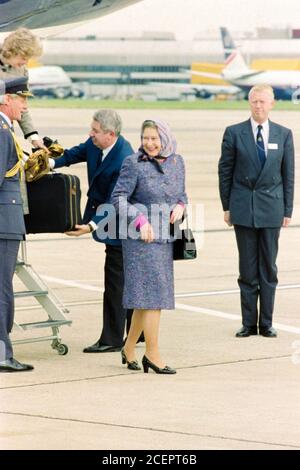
[41,29,300,99]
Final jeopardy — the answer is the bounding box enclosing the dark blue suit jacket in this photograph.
[219,119,294,228]
[54,135,133,245]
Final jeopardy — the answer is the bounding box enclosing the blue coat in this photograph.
[54,135,133,245]
[219,119,294,228]
[0,115,25,240]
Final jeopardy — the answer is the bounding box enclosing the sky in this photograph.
[59,0,300,40]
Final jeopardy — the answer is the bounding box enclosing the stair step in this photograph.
[19,320,72,330]
[14,290,48,298]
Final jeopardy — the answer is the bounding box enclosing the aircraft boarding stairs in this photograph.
[13,242,71,355]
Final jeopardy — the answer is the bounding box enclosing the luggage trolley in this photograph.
[13,241,72,355]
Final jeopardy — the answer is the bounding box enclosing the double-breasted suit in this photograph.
[219,118,294,330]
[0,113,25,360]
[54,135,134,347]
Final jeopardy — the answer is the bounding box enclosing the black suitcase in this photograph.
[24,173,82,234]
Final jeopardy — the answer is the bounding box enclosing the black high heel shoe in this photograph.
[121,348,141,371]
[142,355,176,374]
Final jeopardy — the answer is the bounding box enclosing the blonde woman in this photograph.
[0,28,46,150]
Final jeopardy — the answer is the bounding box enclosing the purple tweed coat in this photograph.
[111,152,187,309]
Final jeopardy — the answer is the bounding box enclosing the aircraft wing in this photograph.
[0,0,141,32]
[188,70,223,80]
[189,68,266,83]
[225,70,266,81]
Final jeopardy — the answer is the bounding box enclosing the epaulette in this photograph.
[0,119,9,131]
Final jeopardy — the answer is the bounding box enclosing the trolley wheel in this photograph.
[57,343,69,355]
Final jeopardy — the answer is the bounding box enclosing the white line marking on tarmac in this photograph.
[175,302,300,335]
[176,302,239,320]
[41,276,300,298]
[176,289,240,297]
[176,284,300,298]
[39,276,300,335]
[278,284,300,290]
[41,275,104,293]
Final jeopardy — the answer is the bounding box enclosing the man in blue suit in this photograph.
[219,85,294,338]
[0,76,34,372]
[51,109,136,352]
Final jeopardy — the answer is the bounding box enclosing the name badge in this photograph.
[268,143,278,150]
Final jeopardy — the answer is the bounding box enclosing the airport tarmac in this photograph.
[1,107,300,450]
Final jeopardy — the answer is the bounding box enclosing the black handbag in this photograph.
[173,215,197,260]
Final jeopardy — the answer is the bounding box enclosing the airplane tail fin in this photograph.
[220,27,250,79]
[220,26,236,60]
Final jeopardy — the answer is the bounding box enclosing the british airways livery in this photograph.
[220,27,300,101]
[191,27,300,101]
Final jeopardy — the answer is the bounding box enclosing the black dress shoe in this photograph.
[259,327,277,337]
[83,342,122,353]
[0,358,34,373]
[121,348,141,371]
[142,355,176,374]
[235,326,258,337]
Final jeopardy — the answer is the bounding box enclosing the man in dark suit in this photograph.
[0,76,34,372]
[219,84,294,338]
[51,109,136,352]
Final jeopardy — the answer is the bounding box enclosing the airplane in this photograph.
[28,65,84,98]
[0,1,141,98]
[146,31,241,99]
[0,0,141,32]
[199,27,300,101]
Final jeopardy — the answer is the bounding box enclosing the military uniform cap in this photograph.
[3,76,33,97]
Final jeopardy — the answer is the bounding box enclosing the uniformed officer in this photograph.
[0,76,34,372]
